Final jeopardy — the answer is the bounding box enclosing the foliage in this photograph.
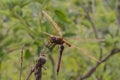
[0,0,120,80]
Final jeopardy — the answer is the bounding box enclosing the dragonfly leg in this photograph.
[57,45,64,75]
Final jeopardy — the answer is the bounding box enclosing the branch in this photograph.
[78,48,120,80]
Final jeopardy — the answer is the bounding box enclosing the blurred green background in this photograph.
[0,0,120,80]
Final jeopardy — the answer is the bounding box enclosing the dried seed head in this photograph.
[39,56,47,65]
[34,54,47,80]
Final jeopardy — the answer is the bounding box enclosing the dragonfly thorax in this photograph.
[49,36,64,45]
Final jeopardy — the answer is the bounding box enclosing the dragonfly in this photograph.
[41,10,101,75]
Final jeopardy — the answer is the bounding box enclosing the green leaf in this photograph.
[0,49,4,59]
[2,36,14,47]
[63,32,76,37]
[37,46,42,55]
[104,34,114,48]
[55,10,69,23]
[24,49,32,59]
[13,6,23,17]
[0,11,10,17]
[81,19,91,28]
[114,37,120,48]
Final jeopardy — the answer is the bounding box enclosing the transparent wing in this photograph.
[63,39,100,62]
[42,31,53,37]
[41,31,60,38]
[65,37,105,43]
[42,11,62,36]
[71,44,99,62]
[42,32,99,62]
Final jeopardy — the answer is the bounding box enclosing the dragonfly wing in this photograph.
[42,11,62,36]
[71,44,100,62]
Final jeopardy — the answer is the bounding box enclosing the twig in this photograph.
[48,54,57,80]
[45,41,57,79]
[26,67,35,80]
[78,4,120,80]
[34,53,47,80]
[84,9,103,60]
[78,48,120,80]
[0,59,1,77]
[19,45,25,80]
[115,0,120,36]
[26,51,46,80]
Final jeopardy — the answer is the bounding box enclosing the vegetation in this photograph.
[0,0,120,80]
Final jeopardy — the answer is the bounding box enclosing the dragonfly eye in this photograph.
[51,37,57,42]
